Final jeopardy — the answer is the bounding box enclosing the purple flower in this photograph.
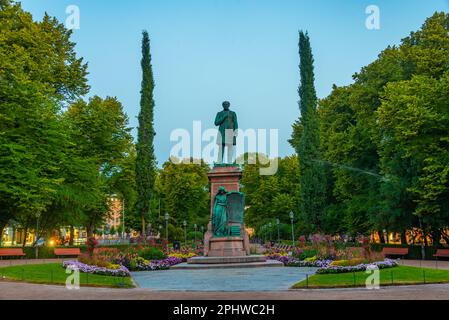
[63,260,130,277]
[315,259,398,274]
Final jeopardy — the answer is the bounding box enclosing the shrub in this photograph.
[137,247,165,260]
[303,256,317,262]
[299,249,318,260]
[78,253,110,268]
[330,258,366,267]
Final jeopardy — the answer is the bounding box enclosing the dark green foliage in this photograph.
[319,12,449,242]
[291,31,327,233]
[241,154,300,231]
[135,31,157,234]
[137,247,165,260]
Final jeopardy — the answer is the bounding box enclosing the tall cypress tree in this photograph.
[290,31,327,232]
[135,30,157,234]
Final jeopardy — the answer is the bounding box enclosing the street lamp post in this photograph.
[164,213,169,250]
[193,224,197,244]
[289,211,295,247]
[35,213,41,259]
[276,218,280,244]
[268,222,272,243]
[183,220,187,246]
[122,196,125,239]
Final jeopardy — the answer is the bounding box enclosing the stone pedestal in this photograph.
[208,236,246,257]
[208,165,242,214]
[204,165,250,257]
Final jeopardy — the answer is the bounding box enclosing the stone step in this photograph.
[187,255,267,264]
[171,259,284,270]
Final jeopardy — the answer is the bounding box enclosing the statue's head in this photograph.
[222,101,230,111]
[218,186,227,194]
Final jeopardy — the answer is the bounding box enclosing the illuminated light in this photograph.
[49,240,55,246]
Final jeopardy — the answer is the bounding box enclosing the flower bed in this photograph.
[128,256,184,271]
[168,252,197,261]
[268,252,398,274]
[316,259,398,274]
[267,253,332,268]
[63,260,130,277]
[286,259,333,268]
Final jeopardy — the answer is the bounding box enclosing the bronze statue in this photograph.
[214,101,238,164]
[211,186,245,237]
[212,186,229,236]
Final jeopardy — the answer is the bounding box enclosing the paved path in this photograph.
[132,267,317,291]
[401,259,449,270]
[2,281,449,300]
[2,259,449,300]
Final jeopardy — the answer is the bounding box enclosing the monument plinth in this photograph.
[202,164,251,258]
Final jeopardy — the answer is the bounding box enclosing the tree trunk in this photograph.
[87,222,95,240]
[11,227,15,246]
[22,225,28,248]
[69,225,74,246]
[423,229,429,247]
[377,230,385,244]
[401,230,407,245]
[431,229,441,248]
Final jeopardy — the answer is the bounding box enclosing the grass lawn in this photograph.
[292,265,449,289]
[0,263,134,288]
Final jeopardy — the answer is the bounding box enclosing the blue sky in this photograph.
[22,0,449,165]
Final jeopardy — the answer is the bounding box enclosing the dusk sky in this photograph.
[22,0,449,165]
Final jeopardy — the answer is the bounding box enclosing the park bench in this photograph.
[434,249,449,259]
[0,248,26,259]
[433,249,449,269]
[54,248,80,258]
[382,247,408,259]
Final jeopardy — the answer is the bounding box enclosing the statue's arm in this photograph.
[233,112,238,131]
[214,112,226,126]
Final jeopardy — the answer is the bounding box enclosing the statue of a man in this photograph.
[215,101,238,164]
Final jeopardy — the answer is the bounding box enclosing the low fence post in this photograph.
[423,270,426,284]
[390,270,394,285]
[306,274,309,288]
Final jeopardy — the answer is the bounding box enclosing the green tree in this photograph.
[158,159,210,229]
[290,31,327,233]
[318,12,449,243]
[64,96,133,238]
[0,0,89,243]
[241,153,300,235]
[135,30,157,234]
